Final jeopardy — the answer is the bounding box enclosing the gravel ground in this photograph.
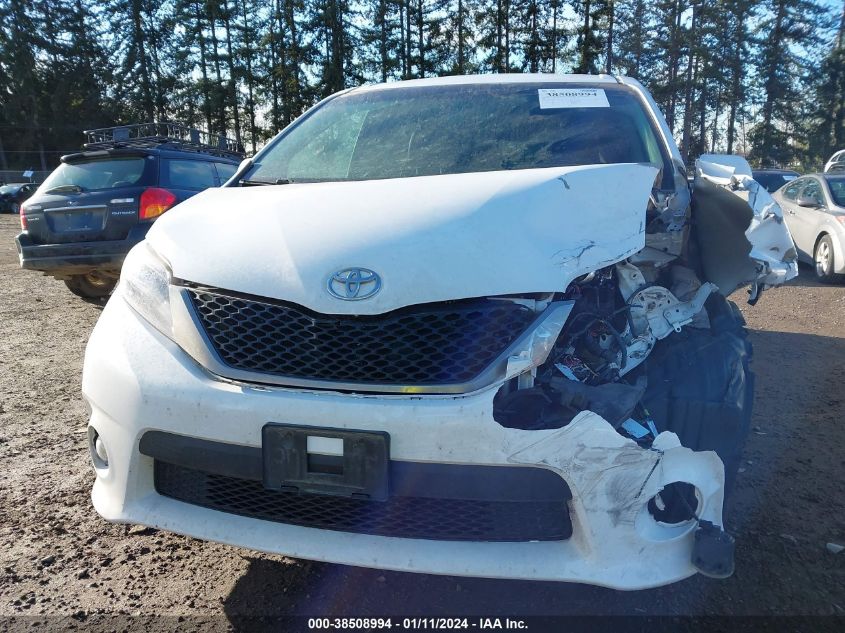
[0,213,844,625]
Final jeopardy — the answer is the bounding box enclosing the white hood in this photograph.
[147,164,658,314]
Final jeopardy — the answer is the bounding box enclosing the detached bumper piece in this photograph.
[143,431,572,543]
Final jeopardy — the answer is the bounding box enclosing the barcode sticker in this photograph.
[538,88,610,109]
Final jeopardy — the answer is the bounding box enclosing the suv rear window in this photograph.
[40,157,148,192]
[161,159,218,190]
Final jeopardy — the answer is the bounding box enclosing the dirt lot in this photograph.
[1,213,844,625]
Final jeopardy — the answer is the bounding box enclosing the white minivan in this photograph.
[82,75,797,589]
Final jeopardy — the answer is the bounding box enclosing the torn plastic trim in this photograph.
[504,411,726,569]
[694,155,799,296]
[503,301,575,383]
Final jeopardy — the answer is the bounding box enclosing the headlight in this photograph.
[120,242,173,336]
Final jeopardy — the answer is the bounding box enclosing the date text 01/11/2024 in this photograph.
[307,617,528,630]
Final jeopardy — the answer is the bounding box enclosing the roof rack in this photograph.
[83,122,245,160]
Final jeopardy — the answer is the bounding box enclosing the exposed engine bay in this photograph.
[493,156,795,530]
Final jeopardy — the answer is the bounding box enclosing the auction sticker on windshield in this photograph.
[538,88,609,109]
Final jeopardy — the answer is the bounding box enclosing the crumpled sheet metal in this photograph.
[695,155,799,293]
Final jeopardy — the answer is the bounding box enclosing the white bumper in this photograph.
[83,295,726,590]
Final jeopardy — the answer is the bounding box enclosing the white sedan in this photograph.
[774,173,845,282]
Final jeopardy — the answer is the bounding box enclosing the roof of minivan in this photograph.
[351,73,621,93]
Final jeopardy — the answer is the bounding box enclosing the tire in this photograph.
[636,294,754,503]
[11,202,20,214]
[814,234,843,284]
[64,273,117,300]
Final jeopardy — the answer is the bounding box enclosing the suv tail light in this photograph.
[19,203,28,230]
[140,188,177,220]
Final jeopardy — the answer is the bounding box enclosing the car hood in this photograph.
[147,164,658,314]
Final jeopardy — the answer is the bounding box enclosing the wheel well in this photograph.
[814,232,830,254]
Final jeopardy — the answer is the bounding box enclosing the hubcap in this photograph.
[816,242,831,276]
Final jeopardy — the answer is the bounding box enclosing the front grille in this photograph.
[154,461,572,542]
[187,289,536,387]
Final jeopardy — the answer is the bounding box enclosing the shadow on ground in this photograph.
[783,261,844,289]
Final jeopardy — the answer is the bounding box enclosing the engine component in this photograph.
[628,282,716,341]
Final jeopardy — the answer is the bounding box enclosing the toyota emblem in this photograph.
[327,268,382,301]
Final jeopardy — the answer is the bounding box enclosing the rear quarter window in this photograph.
[827,178,845,206]
[215,162,237,183]
[161,159,218,191]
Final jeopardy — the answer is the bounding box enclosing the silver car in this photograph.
[774,173,845,282]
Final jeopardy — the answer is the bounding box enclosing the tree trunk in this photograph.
[457,0,464,73]
[417,0,424,77]
[606,0,614,73]
[193,0,214,134]
[551,0,558,72]
[131,0,155,120]
[238,0,258,151]
[761,0,787,161]
[267,10,281,131]
[680,1,697,163]
[208,2,227,133]
[399,0,407,78]
[379,0,388,81]
[221,0,242,146]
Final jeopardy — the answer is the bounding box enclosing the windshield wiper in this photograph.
[240,178,292,186]
[45,184,84,194]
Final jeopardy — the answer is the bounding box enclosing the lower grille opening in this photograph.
[154,461,572,542]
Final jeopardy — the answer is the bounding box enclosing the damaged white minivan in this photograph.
[83,74,797,590]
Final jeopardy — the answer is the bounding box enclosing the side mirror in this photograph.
[796,194,820,208]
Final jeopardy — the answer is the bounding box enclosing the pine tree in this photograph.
[750,0,826,165]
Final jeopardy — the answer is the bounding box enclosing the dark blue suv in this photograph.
[16,123,243,299]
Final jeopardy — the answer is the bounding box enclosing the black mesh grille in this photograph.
[154,461,571,542]
[187,290,536,386]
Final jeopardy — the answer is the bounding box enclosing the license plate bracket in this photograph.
[262,424,389,501]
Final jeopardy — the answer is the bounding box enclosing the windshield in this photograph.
[40,157,148,192]
[826,176,845,206]
[246,83,669,185]
[0,185,22,194]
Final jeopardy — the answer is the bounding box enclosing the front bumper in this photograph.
[16,225,150,275]
[82,294,727,590]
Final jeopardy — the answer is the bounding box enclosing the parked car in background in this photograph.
[752,168,800,193]
[83,75,797,589]
[0,182,38,213]
[15,123,242,299]
[824,150,845,173]
[774,173,845,282]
